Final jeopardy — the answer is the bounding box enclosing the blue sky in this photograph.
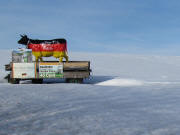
[1,0,180,55]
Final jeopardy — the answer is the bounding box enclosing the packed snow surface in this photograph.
[1,50,180,134]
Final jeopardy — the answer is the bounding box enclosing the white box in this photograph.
[12,63,36,78]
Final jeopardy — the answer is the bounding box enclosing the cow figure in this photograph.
[18,35,69,62]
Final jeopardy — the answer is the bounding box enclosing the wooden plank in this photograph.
[63,71,90,78]
[5,64,11,71]
[63,61,90,70]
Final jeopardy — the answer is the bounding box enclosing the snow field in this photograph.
[1,50,180,134]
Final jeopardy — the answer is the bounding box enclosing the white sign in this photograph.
[13,63,36,78]
[39,63,63,78]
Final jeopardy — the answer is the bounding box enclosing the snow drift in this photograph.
[97,78,144,86]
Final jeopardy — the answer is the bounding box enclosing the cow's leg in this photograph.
[35,57,39,62]
[59,57,63,62]
[40,57,43,62]
[64,55,69,62]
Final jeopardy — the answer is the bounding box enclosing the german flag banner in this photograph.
[28,43,67,52]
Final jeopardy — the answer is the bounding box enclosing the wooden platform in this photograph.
[5,61,91,82]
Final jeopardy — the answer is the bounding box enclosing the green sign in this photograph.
[39,63,63,78]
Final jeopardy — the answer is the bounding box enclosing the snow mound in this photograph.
[96,78,144,86]
[0,78,8,83]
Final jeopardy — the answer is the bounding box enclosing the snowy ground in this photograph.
[1,50,180,135]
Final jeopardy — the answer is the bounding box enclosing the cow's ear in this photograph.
[20,34,23,37]
[24,34,28,38]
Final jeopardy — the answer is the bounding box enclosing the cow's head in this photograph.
[18,34,29,45]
